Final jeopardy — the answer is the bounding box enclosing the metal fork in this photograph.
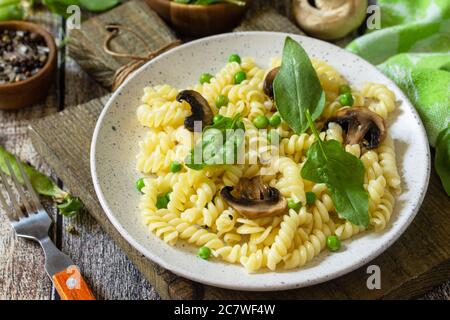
[0,157,95,300]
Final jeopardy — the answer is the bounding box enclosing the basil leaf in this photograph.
[274,37,326,134]
[173,0,193,4]
[435,126,450,196]
[301,139,369,227]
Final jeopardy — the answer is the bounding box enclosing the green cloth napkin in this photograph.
[347,0,450,195]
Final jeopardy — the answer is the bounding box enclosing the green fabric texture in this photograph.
[347,0,450,195]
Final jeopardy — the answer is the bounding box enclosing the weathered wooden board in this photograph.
[0,12,61,300]
[28,91,450,299]
[68,0,177,90]
[61,57,159,300]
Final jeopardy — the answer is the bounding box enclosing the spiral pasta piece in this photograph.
[361,83,396,119]
[267,209,303,270]
[275,157,306,203]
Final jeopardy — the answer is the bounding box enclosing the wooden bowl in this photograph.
[0,21,57,110]
[146,0,249,37]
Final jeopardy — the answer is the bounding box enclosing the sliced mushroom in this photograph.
[220,176,287,219]
[293,0,368,40]
[327,107,386,149]
[263,67,280,99]
[176,90,213,132]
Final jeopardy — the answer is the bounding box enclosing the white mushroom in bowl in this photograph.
[293,0,368,40]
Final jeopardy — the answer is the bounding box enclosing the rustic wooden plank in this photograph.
[60,56,159,300]
[0,12,61,300]
[28,92,450,300]
[68,0,177,90]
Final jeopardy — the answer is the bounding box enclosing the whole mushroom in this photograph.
[220,176,287,219]
[327,107,386,149]
[292,0,368,40]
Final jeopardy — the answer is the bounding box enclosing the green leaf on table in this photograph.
[0,145,85,217]
[0,3,24,21]
[185,114,245,170]
[0,145,59,197]
[42,0,78,17]
[435,126,450,196]
[78,0,119,12]
[273,37,326,134]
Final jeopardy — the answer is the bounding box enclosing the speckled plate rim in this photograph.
[91,31,431,291]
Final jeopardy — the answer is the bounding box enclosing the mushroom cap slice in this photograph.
[220,176,288,219]
[293,0,368,40]
[263,67,280,99]
[176,90,214,132]
[328,107,386,149]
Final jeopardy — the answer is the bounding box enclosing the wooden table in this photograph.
[0,3,449,300]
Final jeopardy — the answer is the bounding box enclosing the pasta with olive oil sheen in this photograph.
[136,56,401,272]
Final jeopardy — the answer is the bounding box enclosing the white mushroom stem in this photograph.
[293,0,368,40]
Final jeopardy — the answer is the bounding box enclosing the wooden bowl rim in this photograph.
[0,20,57,91]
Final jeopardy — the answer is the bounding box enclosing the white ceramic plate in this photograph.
[91,32,430,291]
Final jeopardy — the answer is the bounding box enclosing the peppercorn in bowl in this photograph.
[0,21,56,110]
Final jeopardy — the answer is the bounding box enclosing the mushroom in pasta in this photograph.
[292,0,368,40]
[176,90,214,132]
[327,107,386,149]
[263,67,280,99]
[220,176,287,219]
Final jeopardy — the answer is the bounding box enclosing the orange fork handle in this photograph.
[52,266,96,300]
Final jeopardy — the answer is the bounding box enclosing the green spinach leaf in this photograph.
[273,37,326,134]
[301,111,369,228]
[435,126,450,196]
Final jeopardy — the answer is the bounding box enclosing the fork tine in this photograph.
[4,158,34,215]
[0,186,15,222]
[0,169,24,219]
[16,158,43,211]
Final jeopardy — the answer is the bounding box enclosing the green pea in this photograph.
[198,246,211,260]
[228,54,241,64]
[339,84,352,95]
[213,114,224,124]
[136,178,145,193]
[269,114,281,127]
[199,73,213,84]
[326,235,341,252]
[215,94,229,108]
[339,92,354,106]
[234,71,246,84]
[253,115,269,129]
[156,193,170,209]
[306,192,316,205]
[170,161,182,173]
[287,199,301,211]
